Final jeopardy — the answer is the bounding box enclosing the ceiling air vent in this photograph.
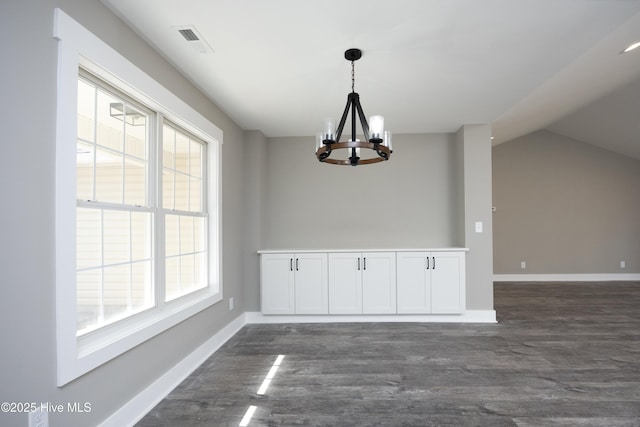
[178,28,200,41]
[174,25,214,54]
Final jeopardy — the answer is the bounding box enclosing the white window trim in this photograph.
[54,9,223,386]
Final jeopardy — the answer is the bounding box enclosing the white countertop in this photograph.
[258,248,469,254]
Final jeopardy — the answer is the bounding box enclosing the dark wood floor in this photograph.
[137,283,640,426]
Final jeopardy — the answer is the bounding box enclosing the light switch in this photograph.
[475,221,483,233]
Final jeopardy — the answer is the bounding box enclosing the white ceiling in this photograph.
[102,0,640,158]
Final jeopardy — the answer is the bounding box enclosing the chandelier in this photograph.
[315,48,393,166]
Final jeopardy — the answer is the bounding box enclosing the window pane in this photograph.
[131,212,152,262]
[180,254,195,294]
[95,148,123,203]
[174,173,189,211]
[103,264,130,324]
[77,79,95,143]
[162,125,175,169]
[190,177,201,211]
[164,213,207,301]
[180,216,194,254]
[131,261,152,310]
[76,206,154,333]
[162,170,174,210]
[165,257,180,301]
[194,217,206,252]
[175,132,189,174]
[189,140,202,178]
[124,108,147,159]
[77,76,148,209]
[77,208,102,269]
[124,157,146,206]
[161,124,205,214]
[165,214,179,257]
[76,142,94,201]
[77,269,101,331]
[103,210,130,265]
[96,90,124,152]
[194,252,207,290]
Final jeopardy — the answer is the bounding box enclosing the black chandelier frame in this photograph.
[316,48,392,166]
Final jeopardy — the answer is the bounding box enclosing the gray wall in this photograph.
[493,130,640,274]
[263,134,461,249]
[0,1,246,426]
[243,130,268,312]
[458,125,494,309]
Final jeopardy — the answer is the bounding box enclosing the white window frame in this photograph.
[54,9,223,386]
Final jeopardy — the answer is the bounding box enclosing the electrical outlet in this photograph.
[520,261,526,269]
[29,408,48,427]
[620,261,626,269]
[229,297,234,311]
[475,221,483,233]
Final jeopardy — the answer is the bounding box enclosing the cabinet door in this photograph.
[328,252,362,314]
[260,253,295,314]
[396,252,431,313]
[431,251,464,314]
[362,252,397,314]
[294,253,328,314]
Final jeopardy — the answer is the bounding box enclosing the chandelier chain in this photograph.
[351,60,355,93]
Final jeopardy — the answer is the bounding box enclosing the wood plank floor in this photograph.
[137,283,640,426]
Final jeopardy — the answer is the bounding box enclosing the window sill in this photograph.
[58,289,222,386]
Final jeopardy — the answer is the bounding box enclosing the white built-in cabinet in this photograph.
[396,251,465,314]
[328,252,396,314]
[260,252,328,314]
[259,249,466,316]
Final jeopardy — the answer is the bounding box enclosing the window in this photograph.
[76,73,155,334]
[161,123,208,302]
[75,73,213,335]
[55,9,222,386]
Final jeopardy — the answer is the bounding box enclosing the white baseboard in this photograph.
[99,313,246,427]
[245,310,497,324]
[494,273,640,282]
[101,308,497,425]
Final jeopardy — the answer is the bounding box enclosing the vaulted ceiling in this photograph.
[102,0,640,158]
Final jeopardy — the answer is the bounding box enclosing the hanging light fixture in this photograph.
[315,48,393,166]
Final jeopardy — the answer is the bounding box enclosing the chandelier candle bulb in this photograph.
[323,118,336,141]
[370,115,384,140]
[384,131,393,151]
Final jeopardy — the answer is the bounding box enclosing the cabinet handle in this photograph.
[426,257,430,269]
[357,257,361,270]
[432,256,436,270]
[290,258,293,271]
[296,258,299,271]
[363,257,367,270]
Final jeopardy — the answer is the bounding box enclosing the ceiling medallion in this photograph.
[315,48,393,166]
